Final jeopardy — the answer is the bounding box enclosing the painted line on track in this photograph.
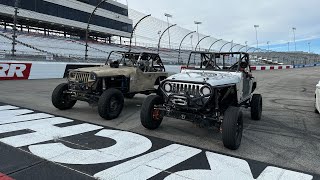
[0,103,318,180]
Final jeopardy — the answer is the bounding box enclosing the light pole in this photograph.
[308,42,311,53]
[164,13,172,49]
[254,25,259,49]
[267,41,270,51]
[292,27,296,52]
[287,42,290,52]
[194,21,202,50]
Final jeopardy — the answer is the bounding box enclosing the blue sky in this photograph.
[118,0,320,54]
[260,38,320,54]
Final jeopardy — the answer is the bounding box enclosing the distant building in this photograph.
[0,0,133,40]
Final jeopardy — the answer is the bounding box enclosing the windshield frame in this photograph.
[186,51,251,72]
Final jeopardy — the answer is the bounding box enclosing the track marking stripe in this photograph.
[0,113,54,125]
[0,106,19,111]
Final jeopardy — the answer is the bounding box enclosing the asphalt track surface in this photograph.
[0,67,320,179]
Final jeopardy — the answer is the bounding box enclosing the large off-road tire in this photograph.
[52,83,77,110]
[98,88,124,120]
[251,94,263,120]
[141,95,164,130]
[222,106,243,150]
[124,94,135,99]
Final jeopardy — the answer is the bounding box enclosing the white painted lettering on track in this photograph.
[0,117,73,134]
[0,109,35,120]
[94,144,202,180]
[29,129,152,164]
[0,105,314,180]
[0,105,19,111]
[164,152,313,180]
[0,115,103,147]
[0,112,54,125]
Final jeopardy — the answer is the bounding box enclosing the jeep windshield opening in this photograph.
[186,52,250,72]
[106,51,139,67]
[106,51,166,72]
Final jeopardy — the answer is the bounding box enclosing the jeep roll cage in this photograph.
[106,51,166,72]
[186,51,251,72]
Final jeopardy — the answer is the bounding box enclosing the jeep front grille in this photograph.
[164,82,205,97]
[73,72,90,83]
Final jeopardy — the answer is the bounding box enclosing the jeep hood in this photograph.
[167,69,241,86]
[72,66,137,77]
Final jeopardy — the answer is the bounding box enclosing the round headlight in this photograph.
[201,86,211,96]
[90,73,97,80]
[69,72,75,79]
[164,83,172,92]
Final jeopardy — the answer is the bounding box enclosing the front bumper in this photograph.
[67,81,99,102]
[68,81,96,92]
[165,93,212,111]
[156,106,219,127]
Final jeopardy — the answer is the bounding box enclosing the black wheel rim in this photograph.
[152,106,161,121]
[109,97,119,112]
[61,92,71,104]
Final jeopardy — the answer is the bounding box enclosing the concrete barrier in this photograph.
[0,61,102,80]
[0,60,316,80]
[294,63,320,68]
[250,65,293,71]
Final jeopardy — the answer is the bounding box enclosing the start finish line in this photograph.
[0,105,315,180]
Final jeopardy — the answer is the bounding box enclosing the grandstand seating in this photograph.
[1,29,318,65]
[0,29,191,64]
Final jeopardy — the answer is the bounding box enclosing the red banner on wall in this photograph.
[0,63,32,80]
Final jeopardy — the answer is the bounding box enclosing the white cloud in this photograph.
[117,0,320,47]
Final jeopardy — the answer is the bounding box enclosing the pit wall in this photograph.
[0,61,101,80]
[0,60,317,80]
[294,63,320,68]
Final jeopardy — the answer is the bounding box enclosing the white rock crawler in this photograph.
[140,52,263,150]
